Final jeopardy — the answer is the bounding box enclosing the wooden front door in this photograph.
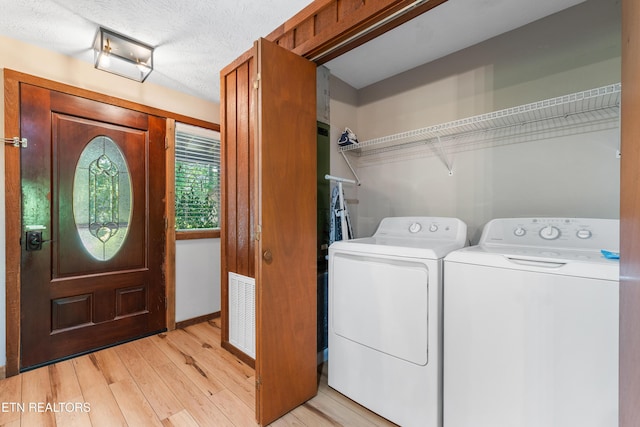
[19,84,166,370]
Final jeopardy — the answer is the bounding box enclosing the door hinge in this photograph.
[256,376,262,390]
[255,224,262,241]
[253,73,260,90]
[3,137,27,148]
[165,217,169,231]
[165,137,169,150]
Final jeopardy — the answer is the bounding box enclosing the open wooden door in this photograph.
[254,38,317,425]
[620,0,640,424]
[220,38,317,425]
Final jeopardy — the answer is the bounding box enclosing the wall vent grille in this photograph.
[228,272,256,358]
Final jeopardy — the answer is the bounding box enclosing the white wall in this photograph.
[175,239,221,322]
[328,76,360,223]
[329,0,621,241]
[0,35,221,368]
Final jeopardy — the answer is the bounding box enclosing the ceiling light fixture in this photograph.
[93,27,154,82]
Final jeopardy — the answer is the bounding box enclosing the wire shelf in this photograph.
[340,83,621,158]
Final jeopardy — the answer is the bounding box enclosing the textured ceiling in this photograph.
[0,0,588,104]
[0,0,310,103]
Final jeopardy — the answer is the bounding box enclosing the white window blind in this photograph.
[175,123,220,230]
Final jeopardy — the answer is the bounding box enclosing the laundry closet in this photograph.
[326,0,621,240]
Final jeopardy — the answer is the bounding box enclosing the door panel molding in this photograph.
[3,69,217,376]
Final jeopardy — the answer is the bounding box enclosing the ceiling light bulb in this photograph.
[98,38,112,67]
[99,53,111,68]
[136,59,149,72]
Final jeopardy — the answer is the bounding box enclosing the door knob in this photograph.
[263,249,273,264]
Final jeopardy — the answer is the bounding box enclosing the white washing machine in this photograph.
[328,216,467,427]
[444,217,619,427]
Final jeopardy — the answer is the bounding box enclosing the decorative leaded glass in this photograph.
[73,136,132,260]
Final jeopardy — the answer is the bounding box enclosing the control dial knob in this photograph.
[429,224,438,232]
[539,225,561,240]
[409,222,422,233]
[576,229,592,239]
[513,227,526,237]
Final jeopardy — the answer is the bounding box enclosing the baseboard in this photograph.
[175,311,221,329]
[221,340,256,369]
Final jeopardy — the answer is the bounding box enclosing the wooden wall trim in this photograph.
[620,0,640,424]
[2,69,218,128]
[166,119,177,332]
[266,0,449,64]
[3,69,218,376]
[176,229,221,240]
[4,70,21,377]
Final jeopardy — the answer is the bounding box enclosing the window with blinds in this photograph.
[175,123,220,230]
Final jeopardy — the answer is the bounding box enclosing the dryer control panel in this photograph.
[479,218,619,251]
[374,216,467,244]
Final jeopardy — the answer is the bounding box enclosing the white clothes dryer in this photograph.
[444,218,619,427]
[328,216,467,427]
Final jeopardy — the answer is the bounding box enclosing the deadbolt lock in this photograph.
[25,230,50,251]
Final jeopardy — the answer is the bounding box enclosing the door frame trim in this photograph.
[3,69,218,376]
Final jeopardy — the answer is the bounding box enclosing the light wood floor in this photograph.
[0,319,397,426]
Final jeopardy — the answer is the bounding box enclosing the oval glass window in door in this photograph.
[73,136,132,261]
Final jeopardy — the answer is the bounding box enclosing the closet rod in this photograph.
[325,174,356,184]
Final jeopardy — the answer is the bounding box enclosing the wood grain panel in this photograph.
[165,119,177,331]
[620,0,640,424]
[237,60,252,277]
[4,70,23,377]
[266,0,449,63]
[220,67,237,345]
[255,38,317,426]
[220,50,257,360]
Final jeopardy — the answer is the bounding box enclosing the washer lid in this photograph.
[445,245,619,281]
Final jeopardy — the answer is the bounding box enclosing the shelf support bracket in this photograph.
[432,134,453,176]
[340,151,361,185]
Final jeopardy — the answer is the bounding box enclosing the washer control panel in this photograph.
[480,218,619,251]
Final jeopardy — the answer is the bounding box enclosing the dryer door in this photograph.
[331,251,430,365]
